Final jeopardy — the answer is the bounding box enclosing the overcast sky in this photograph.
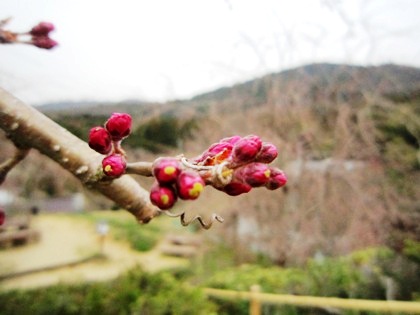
[0,0,419,105]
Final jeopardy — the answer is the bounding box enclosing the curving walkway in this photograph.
[0,214,189,291]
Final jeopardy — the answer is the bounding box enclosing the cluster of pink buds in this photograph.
[88,113,132,178]
[151,135,287,211]
[150,158,205,210]
[87,112,287,215]
[192,135,287,196]
[0,18,57,49]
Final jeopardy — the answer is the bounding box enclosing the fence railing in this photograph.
[204,286,420,315]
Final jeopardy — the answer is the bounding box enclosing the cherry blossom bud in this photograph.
[220,135,242,145]
[102,154,126,177]
[30,22,55,36]
[0,208,5,226]
[88,126,112,154]
[32,36,58,49]
[222,182,252,196]
[150,182,177,210]
[255,142,278,164]
[177,171,205,200]
[265,168,287,190]
[235,163,271,187]
[153,157,182,184]
[231,135,262,165]
[196,141,233,165]
[105,113,132,141]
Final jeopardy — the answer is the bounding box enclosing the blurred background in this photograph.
[0,1,419,314]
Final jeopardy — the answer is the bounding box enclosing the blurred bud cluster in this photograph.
[0,18,57,49]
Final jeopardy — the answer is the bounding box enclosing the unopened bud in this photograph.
[196,141,233,165]
[255,142,278,164]
[235,163,271,187]
[32,36,58,49]
[102,154,126,177]
[30,22,55,36]
[177,171,205,200]
[265,168,287,190]
[105,113,132,141]
[222,182,252,196]
[0,208,5,226]
[231,135,262,165]
[88,126,112,154]
[153,157,182,184]
[220,135,242,145]
[150,182,177,210]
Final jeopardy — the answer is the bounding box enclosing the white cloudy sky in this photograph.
[0,0,419,105]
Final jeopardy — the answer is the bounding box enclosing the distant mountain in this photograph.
[38,63,420,116]
[38,99,158,117]
[187,63,420,108]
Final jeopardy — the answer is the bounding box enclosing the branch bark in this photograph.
[0,87,159,223]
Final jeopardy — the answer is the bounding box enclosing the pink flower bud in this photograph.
[232,135,262,165]
[102,154,126,177]
[32,36,58,49]
[88,126,112,154]
[30,22,55,36]
[265,168,287,190]
[150,182,177,210]
[0,208,5,226]
[235,163,271,187]
[153,157,182,184]
[195,142,233,165]
[176,171,205,200]
[222,182,252,196]
[255,142,278,164]
[105,113,132,141]
[220,135,242,145]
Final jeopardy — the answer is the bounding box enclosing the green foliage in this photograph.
[126,116,198,153]
[200,247,418,315]
[0,269,216,315]
[51,114,110,141]
[76,212,162,252]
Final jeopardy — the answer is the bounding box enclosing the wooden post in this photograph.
[250,285,261,315]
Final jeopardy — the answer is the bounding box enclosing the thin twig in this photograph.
[0,147,30,184]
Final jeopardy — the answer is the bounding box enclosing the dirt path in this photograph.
[0,214,189,291]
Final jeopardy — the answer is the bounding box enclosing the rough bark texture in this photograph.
[0,87,159,223]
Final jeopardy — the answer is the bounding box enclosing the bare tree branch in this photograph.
[0,87,159,223]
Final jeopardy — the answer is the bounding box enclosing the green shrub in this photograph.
[0,269,216,315]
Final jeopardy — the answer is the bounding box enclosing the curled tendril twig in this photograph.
[161,209,224,230]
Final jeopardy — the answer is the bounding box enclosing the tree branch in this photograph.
[0,87,159,223]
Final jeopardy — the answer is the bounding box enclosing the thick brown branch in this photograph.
[0,87,159,223]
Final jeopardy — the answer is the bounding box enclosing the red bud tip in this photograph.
[105,113,132,141]
[220,135,242,145]
[265,168,287,190]
[32,36,58,49]
[153,157,182,184]
[196,141,233,165]
[88,126,112,154]
[235,163,271,187]
[102,154,126,177]
[177,171,205,200]
[222,182,252,196]
[150,182,177,210]
[232,135,263,165]
[30,22,55,36]
[0,208,5,226]
[255,142,278,164]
